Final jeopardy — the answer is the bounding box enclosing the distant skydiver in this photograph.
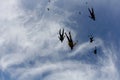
[47,8,50,11]
[65,32,78,50]
[88,35,94,43]
[48,0,50,2]
[58,28,65,42]
[88,7,96,21]
[94,46,97,54]
[79,11,81,15]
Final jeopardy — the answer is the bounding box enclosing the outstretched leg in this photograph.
[88,8,91,14]
[59,29,61,36]
[62,28,64,36]
[65,32,70,41]
[69,32,73,42]
[92,8,94,14]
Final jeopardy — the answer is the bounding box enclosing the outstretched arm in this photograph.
[73,40,78,46]
[89,15,91,18]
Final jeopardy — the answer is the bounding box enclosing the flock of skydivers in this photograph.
[48,0,97,54]
[58,28,97,54]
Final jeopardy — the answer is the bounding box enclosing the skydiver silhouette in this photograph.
[65,32,78,50]
[94,46,97,54]
[47,8,50,11]
[89,35,94,43]
[58,29,65,42]
[79,11,81,15]
[88,7,96,21]
[48,0,50,2]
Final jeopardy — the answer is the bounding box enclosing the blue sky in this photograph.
[0,0,120,80]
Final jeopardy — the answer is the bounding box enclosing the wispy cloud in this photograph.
[0,0,119,80]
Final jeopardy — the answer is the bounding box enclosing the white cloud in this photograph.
[68,38,103,57]
[0,0,20,21]
[0,0,119,80]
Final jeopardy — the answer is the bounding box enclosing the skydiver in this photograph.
[58,28,65,42]
[47,8,50,11]
[94,46,97,54]
[65,32,78,50]
[79,11,81,15]
[48,0,50,3]
[88,7,96,21]
[89,35,94,43]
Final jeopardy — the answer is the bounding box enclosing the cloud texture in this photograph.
[0,0,120,80]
